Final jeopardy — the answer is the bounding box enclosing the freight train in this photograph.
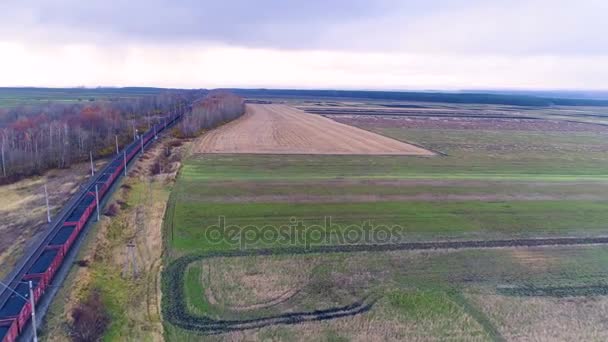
[0,111,184,342]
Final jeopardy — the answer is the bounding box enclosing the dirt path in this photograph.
[194,104,434,155]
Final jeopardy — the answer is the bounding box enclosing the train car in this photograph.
[108,159,124,181]
[144,130,154,143]
[126,143,139,161]
[63,194,96,231]
[0,319,18,342]
[87,173,111,198]
[104,166,119,185]
[48,225,78,256]
[0,280,36,335]
[23,248,64,294]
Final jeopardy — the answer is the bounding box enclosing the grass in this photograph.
[163,114,608,340]
[170,200,608,253]
[183,155,608,182]
[171,245,608,340]
[184,263,210,316]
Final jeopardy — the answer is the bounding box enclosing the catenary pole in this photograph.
[95,184,100,221]
[44,184,51,223]
[29,280,38,342]
[89,151,94,176]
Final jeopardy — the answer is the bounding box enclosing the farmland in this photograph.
[163,100,608,340]
[195,104,433,155]
[0,87,170,108]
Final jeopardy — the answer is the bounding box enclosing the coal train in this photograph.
[0,111,183,342]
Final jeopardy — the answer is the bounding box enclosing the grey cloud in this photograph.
[3,0,395,48]
[1,0,607,55]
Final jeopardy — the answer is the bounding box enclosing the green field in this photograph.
[0,87,169,108]
[163,117,608,340]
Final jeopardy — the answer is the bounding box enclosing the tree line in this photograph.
[177,91,245,137]
[0,90,202,183]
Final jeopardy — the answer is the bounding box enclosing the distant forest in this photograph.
[229,89,608,107]
[0,88,203,182]
[0,88,246,183]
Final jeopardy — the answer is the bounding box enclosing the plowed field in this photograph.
[194,104,434,155]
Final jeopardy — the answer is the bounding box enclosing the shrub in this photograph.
[104,203,119,217]
[69,288,110,342]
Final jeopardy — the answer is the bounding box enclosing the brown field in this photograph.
[194,104,434,155]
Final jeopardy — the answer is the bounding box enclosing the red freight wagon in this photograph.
[87,173,112,198]
[111,165,122,182]
[127,144,138,161]
[48,225,78,256]
[104,166,119,184]
[0,319,18,342]
[0,281,35,334]
[23,248,64,294]
[63,194,96,231]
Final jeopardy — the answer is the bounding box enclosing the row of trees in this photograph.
[0,90,201,183]
[177,91,245,137]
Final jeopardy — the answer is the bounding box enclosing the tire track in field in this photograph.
[163,235,608,335]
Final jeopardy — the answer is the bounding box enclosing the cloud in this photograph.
[0,0,607,89]
[1,0,606,55]
[0,0,390,48]
[1,42,607,89]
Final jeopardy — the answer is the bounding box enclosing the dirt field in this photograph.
[194,104,434,155]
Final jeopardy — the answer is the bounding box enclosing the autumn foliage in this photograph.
[0,91,198,182]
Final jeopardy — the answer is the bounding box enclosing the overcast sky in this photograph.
[0,0,606,90]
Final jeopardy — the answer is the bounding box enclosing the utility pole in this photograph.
[89,151,94,176]
[123,150,127,176]
[44,184,51,223]
[115,135,119,155]
[95,184,100,221]
[154,124,157,140]
[29,280,38,342]
[140,136,144,154]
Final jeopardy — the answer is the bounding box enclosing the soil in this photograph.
[194,104,434,155]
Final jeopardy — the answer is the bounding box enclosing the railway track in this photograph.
[0,106,188,342]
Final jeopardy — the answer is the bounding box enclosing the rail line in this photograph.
[0,106,188,342]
